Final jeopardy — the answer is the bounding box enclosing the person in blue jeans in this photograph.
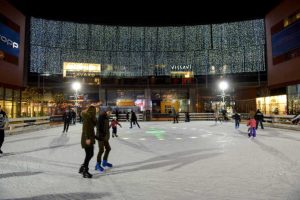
[95,107,113,173]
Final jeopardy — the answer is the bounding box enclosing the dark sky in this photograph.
[8,0,282,26]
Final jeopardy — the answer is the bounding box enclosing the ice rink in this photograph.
[1,121,300,200]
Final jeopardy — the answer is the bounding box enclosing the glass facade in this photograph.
[0,86,21,118]
[287,84,300,114]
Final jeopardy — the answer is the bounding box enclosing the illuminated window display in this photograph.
[256,95,287,115]
[287,84,300,115]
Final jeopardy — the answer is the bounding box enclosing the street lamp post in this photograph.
[218,81,229,110]
[72,82,81,123]
[40,73,50,116]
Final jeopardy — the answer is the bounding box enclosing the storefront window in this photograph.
[256,95,287,115]
[0,87,3,108]
[287,84,300,115]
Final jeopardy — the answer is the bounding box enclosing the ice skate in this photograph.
[95,162,104,173]
[102,160,113,168]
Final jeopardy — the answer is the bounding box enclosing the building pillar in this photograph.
[99,88,107,106]
[144,88,151,111]
[189,88,196,113]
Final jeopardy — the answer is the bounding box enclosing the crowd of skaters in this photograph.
[79,106,269,178]
[0,102,298,179]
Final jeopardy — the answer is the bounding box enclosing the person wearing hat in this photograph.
[95,106,113,173]
[110,117,122,137]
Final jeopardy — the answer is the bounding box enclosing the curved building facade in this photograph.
[28,18,267,115]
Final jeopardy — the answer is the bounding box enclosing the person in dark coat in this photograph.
[71,109,76,125]
[254,109,264,129]
[115,109,119,121]
[126,112,130,121]
[95,107,113,173]
[130,111,140,128]
[171,108,178,123]
[185,112,190,122]
[0,105,8,154]
[79,106,97,178]
[62,108,72,133]
[232,112,241,129]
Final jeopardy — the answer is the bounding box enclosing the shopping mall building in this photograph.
[0,0,300,118]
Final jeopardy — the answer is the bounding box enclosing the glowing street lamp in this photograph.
[218,81,229,109]
[72,82,81,122]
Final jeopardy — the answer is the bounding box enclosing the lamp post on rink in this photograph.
[218,80,229,110]
[72,82,81,122]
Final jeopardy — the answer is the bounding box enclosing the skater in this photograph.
[62,107,72,133]
[291,113,300,125]
[115,109,119,121]
[79,105,97,178]
[126,112,130,122]
[71,109,76,125]
[254,109,264,129]
[232,112,241,128]
[171,107,178,123]
[214,111,222,124]
[185,112,190,122]
[95,107,113,173]
[110,117,122,137]
[79,111,82,123]
[0,105,8,155]
[130,111,140,128]
[247,116,256,138]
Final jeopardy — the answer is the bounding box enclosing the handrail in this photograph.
[8,116,51,131]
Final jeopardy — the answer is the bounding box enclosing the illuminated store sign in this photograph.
[63,62,101,77]
[170,64,192,71]
[0,14,20,65]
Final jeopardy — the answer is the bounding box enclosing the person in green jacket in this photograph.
[79,105,96,178]
[95,106,113,172]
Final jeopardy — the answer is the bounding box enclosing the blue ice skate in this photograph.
[95,162,104,173]
[102,160,113,168]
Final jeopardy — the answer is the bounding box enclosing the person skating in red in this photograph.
[247,116,256,138]
[110,117,122,137]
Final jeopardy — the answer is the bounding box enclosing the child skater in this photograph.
[110,117,122,137]
[232,112,241,129]
[247,116,256,138]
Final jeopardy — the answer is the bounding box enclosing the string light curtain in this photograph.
[30,18,265,77]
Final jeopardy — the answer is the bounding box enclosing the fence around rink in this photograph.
[5,113,299,134]
[7,116,50,134]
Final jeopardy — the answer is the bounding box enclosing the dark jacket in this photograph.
[0,110,7,129]
[233,113,241,121]
[63,110,72,123]
[254,110,264,121]
[81,107,96,148]
[96,112,110,141]
[131,111,137,121]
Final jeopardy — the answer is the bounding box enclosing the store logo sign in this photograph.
[171,64,192,71]
[0,34,19,49]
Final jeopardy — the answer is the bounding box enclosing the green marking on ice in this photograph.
[146,127,166,140]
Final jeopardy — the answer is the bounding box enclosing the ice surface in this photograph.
[1,121,300,200]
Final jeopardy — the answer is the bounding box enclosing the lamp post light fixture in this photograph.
[218,81,229,110]
[72,82,81,122]
[40,72,51,116]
